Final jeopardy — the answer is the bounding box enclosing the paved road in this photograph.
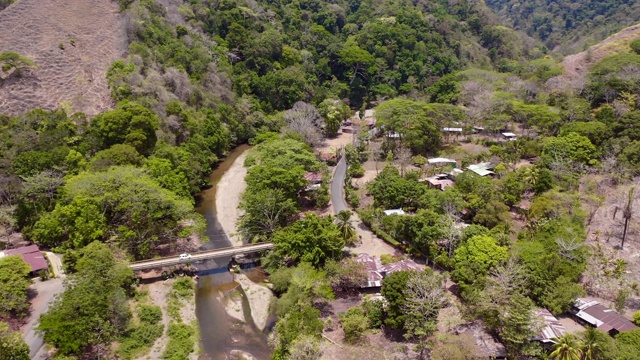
[129,243,274,270]
[331,156,348,214]
[22,277,65,359]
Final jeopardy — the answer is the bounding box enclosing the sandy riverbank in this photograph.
[216,150,249,247]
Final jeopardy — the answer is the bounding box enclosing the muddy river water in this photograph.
[194,145,272,360]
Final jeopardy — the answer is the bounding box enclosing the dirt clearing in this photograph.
[0,0,127,116]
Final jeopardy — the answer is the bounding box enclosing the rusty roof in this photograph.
[2,245,48,272]
[573,298,638,333]
[532,308,566,342]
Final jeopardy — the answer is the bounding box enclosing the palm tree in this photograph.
[550,333,582,360]
[336,210,356,244]
[580,328,606,360]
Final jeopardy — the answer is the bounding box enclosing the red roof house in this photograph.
[1,245,48,273]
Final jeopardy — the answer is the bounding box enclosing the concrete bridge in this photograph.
[129,243,274,271]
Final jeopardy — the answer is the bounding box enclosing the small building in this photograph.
[354,253,383,288]
[319,152,337,165]
[427,157,457,167]
[532,308,566,345]
[421,174,454,191]
[341,125,354,133]
[354,253,422,289]
[304,172,323,184]
[0,245,48,274]
[570,298,638,336]
[502,132,517,141]
[473,126,485,133]
[380,259,422,274]
[467,162,495,177]
[383,209,405,216]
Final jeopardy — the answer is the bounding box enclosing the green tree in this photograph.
[0,322,29,360]
[266,214,344,269]
[238,188,298,242]
[375,99,441,155]
[451,235,508,296]
[30,167,202,259]
[381,270,411,330]
[325,258,367,292]
[339,307,369,343]
[0,256,32,318]
[37,242,134,356]
[580,328,610,360]
[542,132,598,166]
[90,144,144,171]
[550,333,583,360]
[335,210,356,244]
[272,304,323,359]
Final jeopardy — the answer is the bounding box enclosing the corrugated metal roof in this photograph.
[2,245,48,272]
[533,308,566,342]
[572,298,638,333]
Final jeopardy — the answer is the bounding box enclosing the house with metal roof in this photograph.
[570,298,638,336]
[354,254,422,289]
[0,245,48,274]
[467,162,495,177]
[531,308,566,344]
[383,209,405,216]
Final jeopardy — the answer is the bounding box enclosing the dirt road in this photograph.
[215,150,249,247]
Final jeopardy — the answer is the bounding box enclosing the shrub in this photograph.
[339,307,369,342]
[631,39,640,55]
[118,323,163,359]
[162,322,195,360]
[172,277,194,298]
[348,163,365,178]
[138,304,162,325]
[633,310,640,326]
[362,298,384,328]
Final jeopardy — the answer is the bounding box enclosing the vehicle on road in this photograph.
[179,253,192,261]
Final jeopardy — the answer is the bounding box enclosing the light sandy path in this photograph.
[216,151,249,247]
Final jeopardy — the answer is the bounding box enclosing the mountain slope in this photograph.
[0,0,127,116]
[486,0,640,54]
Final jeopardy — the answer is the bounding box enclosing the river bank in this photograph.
[215,150,248,247]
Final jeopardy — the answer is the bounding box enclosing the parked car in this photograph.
[179,253,192,261]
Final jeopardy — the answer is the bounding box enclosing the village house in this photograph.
[502,132,517,141]
[354,253,423,289]
[467,162,495,177]
[427,157,457,167]
[382,209,405,216]
[0,244,48,275]
[421,173,454,191]
[531,308,566,345]
[570,298,638,336]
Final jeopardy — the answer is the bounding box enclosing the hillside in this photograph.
[552,22,640,90]
[0,0,127,116]
[486,0,640,54]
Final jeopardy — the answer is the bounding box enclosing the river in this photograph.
[194,145,272,360]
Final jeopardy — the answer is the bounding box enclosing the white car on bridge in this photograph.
[179,253,192,261]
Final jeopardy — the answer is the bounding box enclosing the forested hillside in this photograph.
[486,0,640,54]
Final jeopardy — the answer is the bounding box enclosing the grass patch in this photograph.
[118,303,164,359]
[161,322,196,360]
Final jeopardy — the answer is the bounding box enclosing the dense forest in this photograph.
[486,0,640,54]
[2,0,640,359]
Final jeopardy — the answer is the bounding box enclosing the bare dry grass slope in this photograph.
[562,23,640,80]
[0,0,127,115]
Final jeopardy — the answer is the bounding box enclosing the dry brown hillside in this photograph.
[558,23,640,85]
[0,0,127,116]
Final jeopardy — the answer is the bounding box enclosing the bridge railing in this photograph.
[129,242,273,270]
